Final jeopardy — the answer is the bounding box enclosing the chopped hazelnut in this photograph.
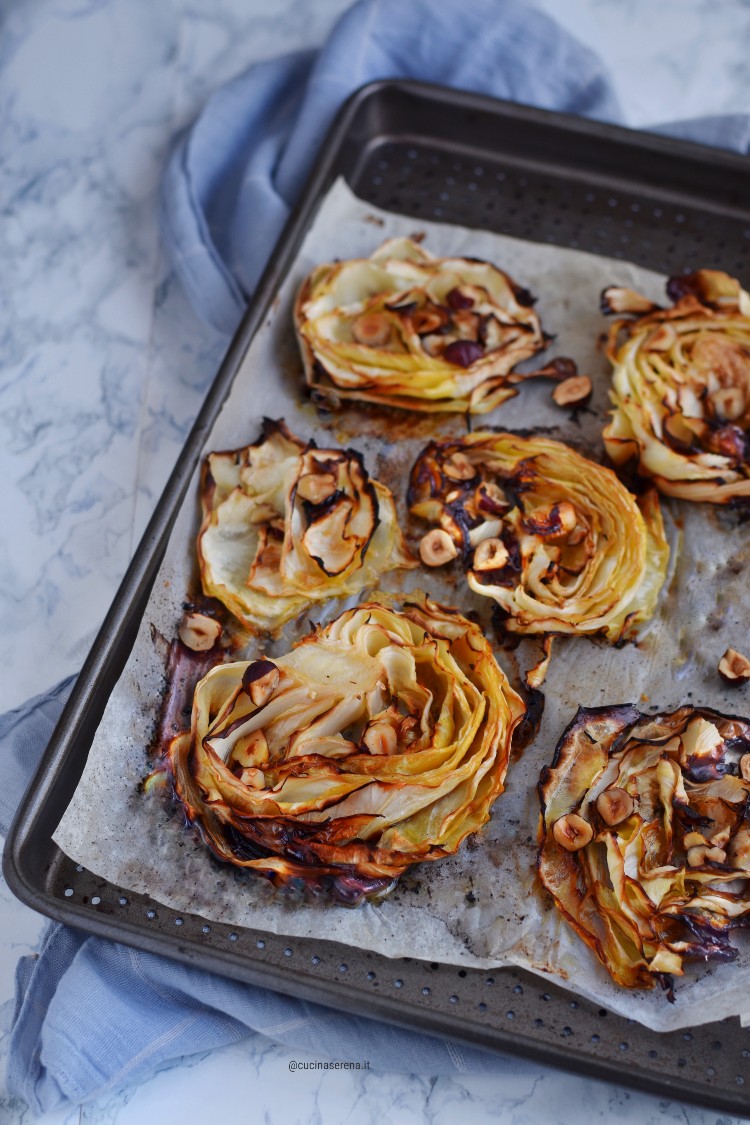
[352,312,392,347]
[554,500,578,534]
[419,528,458,567]
[295,471,338,504]
[179,612,222,652]
[242,659,280,707]
[683,830,708,849]
[710,386,745,422]
[595,787,634,826]
[686,844,726,866]
[473,537,509,571]
[600,286,659,315]
[411,307,444,335]
[740,754,750,782]
[240,767,266,789]
[443,452,476,481]
[648,949,683,975]
[552,813,593,851]
[719,647,750,686]
[362,721,398,755]
[552,375,592,408]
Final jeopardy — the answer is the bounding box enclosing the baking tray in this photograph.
[5,80,750,1114]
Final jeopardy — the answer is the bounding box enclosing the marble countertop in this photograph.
[2,0,750,1122]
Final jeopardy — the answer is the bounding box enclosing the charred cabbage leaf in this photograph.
[167,597,526,904]
[294,237,560,414]
[197,419,414,632]
[602,270,750,503]
[538,704,750,990]
[408,432,668,650]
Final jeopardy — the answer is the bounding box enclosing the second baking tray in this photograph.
[6,80,750,1114]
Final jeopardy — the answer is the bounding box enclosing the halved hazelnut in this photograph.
[443,452,476,481]
[419,528,458,567]
[422,332,453,357]
[352,312,392,347]
[473,537,509,571]
[687,844,726,866]
[710,386,745,422]
[398,715,420,744]
[600,286,660,315]
[740,753,750,782]
[719,647,750,686]
[554,501,578,535]
[648,950,683,975]
[240,767,266,789]
[552,375,592,408]
[179,612,222,652]
[296,472,338,504]
[412,307,444,335]
[231,729,269,769]
[242,659,280,707]
[552,813,593,851]
[362,721,398,755]
[595,787,634,826]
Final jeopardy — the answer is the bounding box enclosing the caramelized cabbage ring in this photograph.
[408,432,668,644]
[538,705,750,990]
[168,597,526,903]
[197,419,414,632]
[602,270,750,503]
[294,237,555,414]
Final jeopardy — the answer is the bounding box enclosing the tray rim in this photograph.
[5,77,750,1115]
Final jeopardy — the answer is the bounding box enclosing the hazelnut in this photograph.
[240,767,266,789]
[552,813,593,851]
[740,754,750,782]
[473,537,509,572]
[710,386,745,422]
[595,787,634,826]
[242,659,280,707]
[296,471,338,504]
[719,647,750,686]
[422,332,453,357]
[600,286,659,315]
[443,452,476,481]
[554,500,578,535]
[648,949,683,975]
[179,612,222,652]
[552,375,592,408]
[231,730,269,768]
[362,721,398,755]
[686,844,726,866]
[399,715,420,744]
[683,830,708,849]
[412,307,444,335]
[419,528,458,567]
[352,312,392,347]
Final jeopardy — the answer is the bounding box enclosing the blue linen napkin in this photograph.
[3,0,749,1114]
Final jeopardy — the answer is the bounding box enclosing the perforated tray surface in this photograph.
[6,81,750,1116]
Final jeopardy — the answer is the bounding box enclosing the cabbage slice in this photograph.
[603,270,750,503]
[168,596,526,903]
[198,419,414,632]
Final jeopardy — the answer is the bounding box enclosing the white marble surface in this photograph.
[2,0,750,1122]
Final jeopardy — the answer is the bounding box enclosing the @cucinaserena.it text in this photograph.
[288,1060,371,1072]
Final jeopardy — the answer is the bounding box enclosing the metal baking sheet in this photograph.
[5,80,750,1112]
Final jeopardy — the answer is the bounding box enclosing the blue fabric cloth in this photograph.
[4,0,750,1115]
[160,0,621,335]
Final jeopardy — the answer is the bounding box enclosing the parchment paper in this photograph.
[54,180,750,1031]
